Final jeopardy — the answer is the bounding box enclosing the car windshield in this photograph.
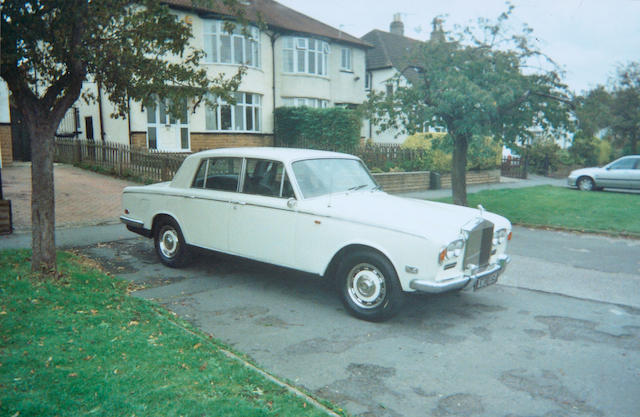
[291,158,378,198]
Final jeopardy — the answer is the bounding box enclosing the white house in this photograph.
[361,15,444,144]
[64,0,369,152]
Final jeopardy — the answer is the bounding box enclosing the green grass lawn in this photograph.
[437,185,640,237]
[0,251,338,417]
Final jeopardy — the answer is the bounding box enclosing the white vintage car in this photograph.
[121,148,511,321]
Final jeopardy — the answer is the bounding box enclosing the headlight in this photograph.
[493,228,508,246]
[439,239,465,264]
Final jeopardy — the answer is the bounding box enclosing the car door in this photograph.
[180,157,242,251]
[227,158,298,267]
[630,157,640,189]
[596,157,638,189]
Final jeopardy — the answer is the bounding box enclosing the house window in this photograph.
[84,116,94,140]
[205,92,262,132]
[364,72,372,90]
[340,47,352,71]
[282,36,329,76]
[386,83,394,96]
[281,97,328,108]
[203,20,260,68]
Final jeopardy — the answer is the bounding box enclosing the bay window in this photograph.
[203,20,260,67]
[205,93,262,132]
[283,36,329,76]
[281,97,328,108]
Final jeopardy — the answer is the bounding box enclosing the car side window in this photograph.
[191,157,242,191]
[281,172,294,198]
[243,159,289,197]
[609,158,636,170]
[192,159,208,188]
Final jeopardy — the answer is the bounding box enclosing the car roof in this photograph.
[190,147,359,164]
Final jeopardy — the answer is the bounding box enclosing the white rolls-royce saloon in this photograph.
[120,148,511,321]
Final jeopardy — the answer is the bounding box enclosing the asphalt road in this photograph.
[72,226,640,417]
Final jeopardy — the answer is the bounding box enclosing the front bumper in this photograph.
[567,176,577,187]
[409,255,510,294]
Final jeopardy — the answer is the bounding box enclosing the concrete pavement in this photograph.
[74,227,640,417]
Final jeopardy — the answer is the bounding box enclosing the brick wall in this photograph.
[0,124,13,166]
[439,169,500,189]
[372,171,430,193]
[373,169,500,194]
[190,133,274,152]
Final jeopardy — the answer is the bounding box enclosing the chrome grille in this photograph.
[463,218,494,269]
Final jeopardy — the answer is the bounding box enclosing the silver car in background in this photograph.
[568,155,640,191]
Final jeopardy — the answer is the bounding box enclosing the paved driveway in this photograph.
[2,162,136,231]
[78,227,640,417]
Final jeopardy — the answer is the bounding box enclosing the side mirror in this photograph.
[287,198,297,209]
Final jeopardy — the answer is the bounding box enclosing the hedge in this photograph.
[274,107,361,152]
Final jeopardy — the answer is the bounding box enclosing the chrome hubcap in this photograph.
[579,178,592,191]
[159,228,179,258]
[347,263,386,309]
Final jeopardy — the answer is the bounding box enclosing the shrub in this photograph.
[403,133,500,172]
[519,138,563,175]
[569,132,600,167]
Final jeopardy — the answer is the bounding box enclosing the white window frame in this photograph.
[203,20,260,68]
[340,47,352,71]
[282,36,329,76]
[281,97,329,108]
[205,92,262,132]
[146,98,190,151]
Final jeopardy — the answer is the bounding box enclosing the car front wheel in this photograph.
[154,217,189,268]
[577,176,595,191]
[336,249,405,321]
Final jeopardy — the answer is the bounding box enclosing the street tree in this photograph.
[610,62,640,154]
[365,7,573,206]
[574,86,613,138]
[1,0,244,274]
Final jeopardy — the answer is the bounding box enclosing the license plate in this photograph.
[474,271,498,290]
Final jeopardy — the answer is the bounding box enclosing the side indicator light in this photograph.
[507,231,513,241]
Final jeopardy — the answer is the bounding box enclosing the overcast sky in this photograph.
[278,0,640,95]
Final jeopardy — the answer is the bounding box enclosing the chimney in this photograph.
[390,13,404,36]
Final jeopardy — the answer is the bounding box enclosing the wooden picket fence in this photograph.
[54,139,188,183]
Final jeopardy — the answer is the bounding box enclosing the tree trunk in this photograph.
[27,120,58,274]
[451,134,469,206]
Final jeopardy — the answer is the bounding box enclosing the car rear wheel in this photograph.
[154,217,189,268]
[336,249,405,321]
[577,176,595,191]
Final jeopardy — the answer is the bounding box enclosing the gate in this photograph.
[501,156,527,179]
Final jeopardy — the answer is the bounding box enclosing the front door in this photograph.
[146,99,190,152]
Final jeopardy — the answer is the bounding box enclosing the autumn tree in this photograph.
[1,0,244,274]
[366,7,573,206]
